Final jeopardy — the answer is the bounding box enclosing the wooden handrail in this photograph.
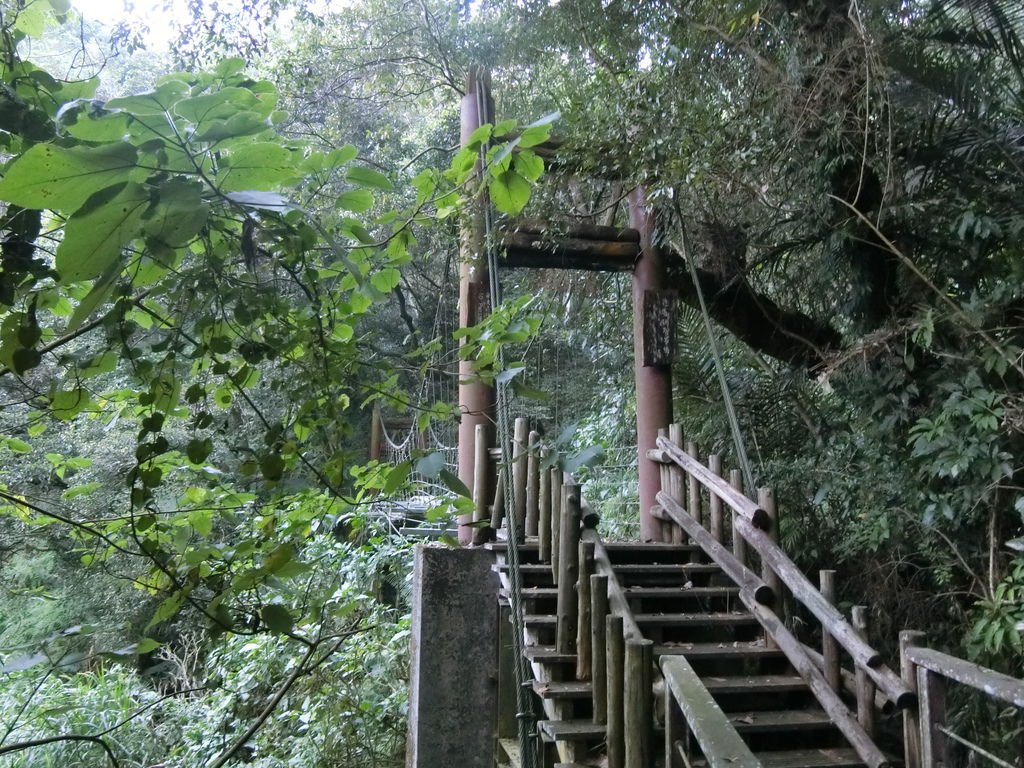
[582,528,643,643]
[651,440,770,529]
[655,433,914,711]
[661,656,762,768]
[905,646,1024,707]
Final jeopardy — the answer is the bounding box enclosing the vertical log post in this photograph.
[525,430,540,537]
[550,469,563,582]
[556,483,582,654]
[657,428,673,542]
[456,69,494,544]
[758,487,783,644]
[511,418,528,542]
[624,638,654,768]
[686,441,702,562]
[730,469,748,567]
[591,574,609,725]
[606,615,625,768]
[668,423,685,545]
[708,454,724,543]
[471,423,490,545]
[901,630,926,768]
[489,467,505,534]
[820,570,841,691]
[918,665,948,767]
[369,405,382,462]
[538,453,551,562]
[577,540,595,680]
[852,606,876,739]
[630,187,673,543]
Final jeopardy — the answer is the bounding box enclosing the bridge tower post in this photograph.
[457,68,495,545]
[628,187,673,542]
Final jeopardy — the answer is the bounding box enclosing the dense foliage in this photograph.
[0,0,1022,764]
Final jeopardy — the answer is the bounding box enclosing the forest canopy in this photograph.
[0,0,1022,765]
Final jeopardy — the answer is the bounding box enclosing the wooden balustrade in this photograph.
[901,634,1024,768]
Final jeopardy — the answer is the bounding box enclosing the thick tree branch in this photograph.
[664,249,843,370]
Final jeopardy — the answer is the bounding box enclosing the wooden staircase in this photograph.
[491,539,888,768]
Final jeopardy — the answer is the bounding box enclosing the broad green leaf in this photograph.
[415,452,445,479]
[136,638,161,654]
[439,468,472,498]
[265,543,294,573]
[174,87,262,126]
[346,165,393,191]
[261,452,285,481]
[489,171,531,215]
[218,143,296,192]
[188,508,215,537]
[56,182,150,282]
[186,438,213,464]
[0,142,140,213]
[328,144,358,167]
[337,188,374,213]
[3,437,32,453]
[371,267,400,293]
[50,387,92,420]
[193,111,269,142]
[514,151,544,182]
[107,80,190,117]
[144,178,209,247]
[64,258,120,332]
[261,604,294,634]
[384,461,411,494]
[58,101,132,142]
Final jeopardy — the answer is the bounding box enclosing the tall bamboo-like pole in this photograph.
[629,187,672,542]
[456,68,495,545]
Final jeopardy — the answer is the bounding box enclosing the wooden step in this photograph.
[729,709,835,733]
[702,674,808,695]
[538,719,605,741]
[524,614,557,627]
[624,586,740,598]
[635,612,757,627]
[755,748,865,767]
[531,680,592,699]
[655,642,786,660]
[525,645,575,663]
[497,738,521,767]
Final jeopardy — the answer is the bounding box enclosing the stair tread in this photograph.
[655,641,785,658]
[624,586,741,596]
[524,614,557,625]
[729,709,835,732]
[635,611,757,625]
[487,540,699,553]
[703,674,808,694]
[754,748,865,768]
[531,680,592,699]
[524,645,575,662]
[538,719,605,740]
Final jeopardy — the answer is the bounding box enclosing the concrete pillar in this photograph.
[629,187,673,542]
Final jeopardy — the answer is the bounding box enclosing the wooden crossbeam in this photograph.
[499,224,641,272]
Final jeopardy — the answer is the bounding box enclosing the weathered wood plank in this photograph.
[904,645,1024,707]
[660,656,762,768]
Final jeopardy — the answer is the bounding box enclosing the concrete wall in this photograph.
[406,545,498,768]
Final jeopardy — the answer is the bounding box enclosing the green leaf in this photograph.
[370,267,400,293]
[383,461,411,494]
[186,438,213,465]
[0,142,141,213]
[261,604,294,634]
[337,188,374,213]
[415,452,445,479]
[3,437,32,453]
[261,452,285,481]
[219,143,296,192]
[65,264,118,333]
[489,171,531,215]
[174,87,262,126]
[143,178,209,247]
[346,165,393,191]
[107,80,190,117]
[439,468,472,498]
[513,151,544,182]
[193,111,269,142]
[56,182,150,282]
[136,638,161,654]
[50,387,91,420]
[564,445,604,474]
[264,543,294,573]
[188,508,215,537]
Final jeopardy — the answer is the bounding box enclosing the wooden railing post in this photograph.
[525,430,540,537]
[852,605,876,738]
[901,630,926,768]
[591,574,609,725]
[918,664,948,767]
[606,614,625,768]
[538,452,551,562]
[489,465,505,533]
[624,638,654,768]
[730,469,747,567]
[550,468,563,582]
[820,570,840,691]
[471,423,490,545]
[657,428,672,542]
[686,441,702,562]
[369,405,382,461]
[668,423,685,545]
[759,487,781,648]
[577,540,595,680]
[556,482,581,653]
[708,454,724,543]
[512,418,528,541]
